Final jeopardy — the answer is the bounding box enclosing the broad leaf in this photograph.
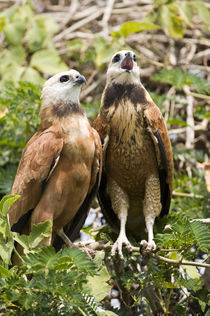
[0,194,20,216]
[28,220,52,249]
[30,49,68,74]
[111,21,159,38]
[0,264,12,277]
[22,67,45,85]
[3,19,26,45]
[13,220,52,252]
[193,1,210,26]
[87,266,111,301]
[182,265,200,279]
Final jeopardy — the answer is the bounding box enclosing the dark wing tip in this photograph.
[153,130,171,216]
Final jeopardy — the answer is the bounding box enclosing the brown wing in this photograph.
[9,125,63,228]
[144,102,174,216]
[93,114,107,141]
[53,127,102,251]
[93,113,120,232]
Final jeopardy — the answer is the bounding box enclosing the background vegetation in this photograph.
[0,0,209,315]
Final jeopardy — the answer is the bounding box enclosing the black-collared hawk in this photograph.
[94,50,174,257]
[9,69,102,251]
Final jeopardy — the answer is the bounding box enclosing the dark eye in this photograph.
[133,55,136,62]
[112,54,120,63]
[60,75,70,83]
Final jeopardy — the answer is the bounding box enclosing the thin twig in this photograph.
[151,253,210,268]
[186,91,210,101]
[172,191,204,199]
[184,85,195,149]
[168,119,208,135]
[54,8,103,42]
[101,0,115,38]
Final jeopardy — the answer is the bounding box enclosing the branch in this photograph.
[101,0,115,38]
[184,85,194,149]
[172,191,204,199]
[77,241,210,268]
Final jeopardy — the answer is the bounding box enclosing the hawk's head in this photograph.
[107,50,140,85]
[41,69,86,104]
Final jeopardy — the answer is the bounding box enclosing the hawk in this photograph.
[94,51,174,257]
[9,69,102,251]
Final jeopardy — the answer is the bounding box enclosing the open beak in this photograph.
[121,55,133,71]
[74,75,86,85]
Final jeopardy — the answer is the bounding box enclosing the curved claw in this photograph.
[140,239,156,254]
[111,235,132,258]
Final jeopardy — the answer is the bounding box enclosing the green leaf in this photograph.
[92,37,121,67]
[111,21,159,38]
[0,62,25,83]
[158,4,184,38]
[22,67,45,85]
[193,1,210,26]
[13,221,52,252]
[176,1,194,26]
[67,39,85,52]
[103,312,118,316]
[3,19,26,45]
[87,266,111,301]
[0,16,6,31]
[28,220,52,249]
[182,265,200,279]
[199,299,206,312]
[30,49,68,74]
[167,118,188,127]
[0,194,20,216]
[153,68,210,94]
[153,68,186,90]
[26,16,58,52]
[0,264,12,277]
[205,309,210,316]
[189,220,210,252]
[0,232,14,264]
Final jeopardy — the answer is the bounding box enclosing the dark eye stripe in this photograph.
[60,75,70,82]
[112,54,120,63]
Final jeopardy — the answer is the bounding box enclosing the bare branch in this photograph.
[77,241,210,268]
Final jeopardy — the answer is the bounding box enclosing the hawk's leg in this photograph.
[108,179,132,258]
[141,174,161,251]
[57,228,74,247]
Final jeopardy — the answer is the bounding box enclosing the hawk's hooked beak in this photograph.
[74,75,86,85]
[121,54,133,71]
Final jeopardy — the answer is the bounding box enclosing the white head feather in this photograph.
[41,69,86,105]
[106,50,140,85]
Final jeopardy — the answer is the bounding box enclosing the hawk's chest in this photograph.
[61,116,95,162]
[106,101,155,178]
[109,101,147,151]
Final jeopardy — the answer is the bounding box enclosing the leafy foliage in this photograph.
[153,68,210,94]
[189,221,210,253]
[0,196,116,316]
[0,1,68,86]
[0,82,41,195]
[0,0,209,314]
[144,0,210,38]
[111,21,159,38]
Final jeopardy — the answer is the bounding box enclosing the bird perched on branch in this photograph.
[9,70,102,251]
[94,50,174,257]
